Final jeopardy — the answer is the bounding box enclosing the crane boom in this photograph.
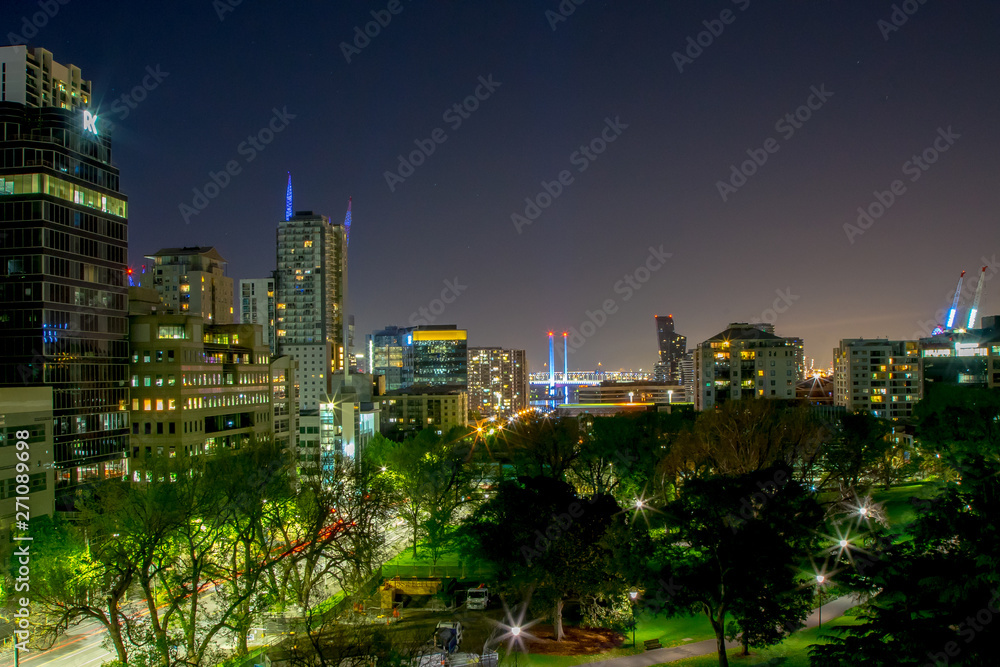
[946,270,966,329]
[967,266,987,329]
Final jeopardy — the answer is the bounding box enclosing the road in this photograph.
[6,523,410,667]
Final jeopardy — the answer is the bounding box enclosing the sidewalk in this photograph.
[573,595,859,667]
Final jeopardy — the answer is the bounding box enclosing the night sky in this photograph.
[12,0,1000,373]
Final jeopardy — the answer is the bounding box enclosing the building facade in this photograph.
[275,211,346,412]
[467,347,528,416]
[369,325,407,391]
[405,326,468,387]
[694,323,800,410]
[240,276,277,355]
[577,382,684,405]
[0,386,55,532]
[0,46,130,504]
[833,339,921,420]
[128,297,271,474]
[919,316,1000,392]
[142,246,233,325]
[270,354,298,454]
[654,315,687,384]
[377,386,468,438]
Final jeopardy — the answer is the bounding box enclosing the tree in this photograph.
[819,412,891,496]
[653,465,823,667]
[810,386,1000,666]
[366,428,482,560]
[498,414,581,480]
[457,476,648,641]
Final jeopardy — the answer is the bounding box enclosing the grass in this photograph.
[870,481,939,530]
[650,614,865,667]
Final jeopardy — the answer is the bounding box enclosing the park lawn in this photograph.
[653,614,864,667]
[871,482,938,528]
[515,612,716,667]
[384,540,463,567]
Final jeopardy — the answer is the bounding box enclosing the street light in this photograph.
[815,574,828,628]
[628,588,639,647]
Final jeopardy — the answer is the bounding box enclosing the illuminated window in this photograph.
[143,399,151,411]
[156,399,164,411]
[132,399,139,410]
[168,399,176,410]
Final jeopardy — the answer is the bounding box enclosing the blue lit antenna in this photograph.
[284,172,293,221]
[344,196,352,247]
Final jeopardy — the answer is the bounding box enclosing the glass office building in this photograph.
[0,47,130,505]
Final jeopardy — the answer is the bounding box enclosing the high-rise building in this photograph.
[654,315,687,384]
[270,355,298,454]
[833,339,921,420]
[467,347,528,416]
[275,210,346,412]
[693,323,800,410]
[141,246,233,324]
[405,326,468,387]
[369,325,407,391]
[0,46,130,504]
[127,288,272,471]
[240,275,277,355]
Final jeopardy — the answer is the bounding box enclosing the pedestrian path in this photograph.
[572,595,859,667]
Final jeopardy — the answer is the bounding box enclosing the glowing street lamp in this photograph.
[628,588,639,647]
[814,573,830,628]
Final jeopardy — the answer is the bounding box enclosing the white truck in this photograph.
[466,586,489,610]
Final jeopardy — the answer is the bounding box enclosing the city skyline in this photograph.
[7,1,1000,372]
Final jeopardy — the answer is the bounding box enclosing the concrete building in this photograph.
[240,276,277,355]
[467,347,528,417]
[0,387,55,532]
[919,316,1000,392]
[128,289,271,473]
[694,323,800,410]
[577,382,685,405]
[270,355,298,454]
[142,247,233,324]
[834,339,921,420]
[0,46,130,504]
[654,315,687,384]
[377,385,468,438]
[0,45,91,109]
[275,211,346,412]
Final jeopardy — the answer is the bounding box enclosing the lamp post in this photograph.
[628,588,639,647]
[815,575,826,628]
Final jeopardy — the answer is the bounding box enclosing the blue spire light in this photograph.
[285,172,293,221]
[344,197,352,247]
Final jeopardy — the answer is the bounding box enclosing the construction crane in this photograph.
[945,270,966,330]
[967,266,988,329]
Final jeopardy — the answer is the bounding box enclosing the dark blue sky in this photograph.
[11,0,1000,372]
